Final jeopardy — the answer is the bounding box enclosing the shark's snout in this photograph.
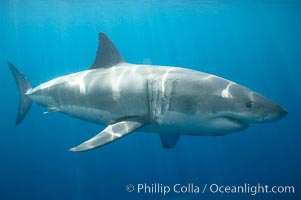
[261,105,288,123]
[279,107,288,119]
[246,92,288,124]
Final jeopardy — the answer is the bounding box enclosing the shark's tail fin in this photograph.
[8,61,33,125]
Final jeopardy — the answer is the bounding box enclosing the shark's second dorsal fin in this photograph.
[90,32,124,69]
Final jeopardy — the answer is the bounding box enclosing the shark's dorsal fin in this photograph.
[90,32,124,69]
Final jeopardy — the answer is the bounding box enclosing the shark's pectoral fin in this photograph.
[159,133,180,149]
[69,117,146,152]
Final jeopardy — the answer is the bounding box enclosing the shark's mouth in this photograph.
[224,116,249,128]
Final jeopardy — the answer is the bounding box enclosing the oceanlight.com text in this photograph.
[208,183,295,196]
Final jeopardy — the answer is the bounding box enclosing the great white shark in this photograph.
[8,32,287,152]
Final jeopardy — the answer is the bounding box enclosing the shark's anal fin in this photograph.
[159,133,180,149]
[89,32,124,69]
[69,117,146,152]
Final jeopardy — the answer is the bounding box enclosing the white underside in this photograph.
[59,105,116,125]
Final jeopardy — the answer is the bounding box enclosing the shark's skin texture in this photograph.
[9,33,287,151]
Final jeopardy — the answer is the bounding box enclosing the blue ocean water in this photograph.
[0,0,300,199]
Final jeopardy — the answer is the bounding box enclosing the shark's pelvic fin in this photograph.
[90,32,124,69]
[159,133,180,148]
[69,117,146,152]
[8,61,33,125]
[43,107,59,115]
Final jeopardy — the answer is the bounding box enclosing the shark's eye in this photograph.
[245,101,253,108]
